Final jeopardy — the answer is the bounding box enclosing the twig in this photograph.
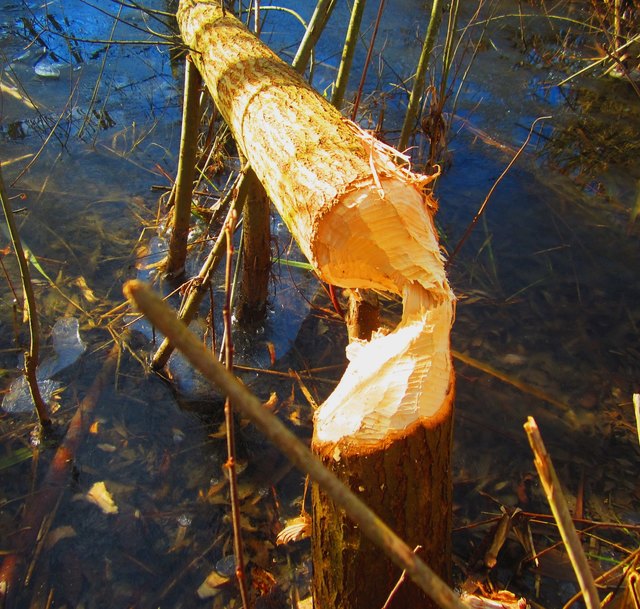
[222,213,250,609]
[633,394,640,448]
[351,0,386,121]
[11,78,80,185]
[124,280,471,609]
[381,545,423,609]
[446,116,551,268]
[77,0,123,141]
[151,166,250,369]
[524,417,601,609]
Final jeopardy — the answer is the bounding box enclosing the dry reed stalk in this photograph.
[524,417,601,609]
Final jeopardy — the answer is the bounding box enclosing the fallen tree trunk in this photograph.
[177,2,455,607]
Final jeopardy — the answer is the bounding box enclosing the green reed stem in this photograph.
[166,58,202,279]
[438,0,460,103]
[292,0,336,74]
[399,0,445,151]
[351,0,386,121]
[332,0,366,109]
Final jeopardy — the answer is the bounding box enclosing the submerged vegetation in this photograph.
[0,0,639,608]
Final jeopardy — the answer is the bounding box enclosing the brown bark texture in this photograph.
[238,175,271,325]
[312,393,454,609]
[178,3,455,608]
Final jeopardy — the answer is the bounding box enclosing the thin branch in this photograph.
[151,166,250,369]
[382,545,423,609]
[222,212,250,609]
[351,0,386,121]
[446,115,551,268]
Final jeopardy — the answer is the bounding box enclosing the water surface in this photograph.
[1,1,639,607]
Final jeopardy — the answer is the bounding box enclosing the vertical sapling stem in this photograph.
[166,58,202,279]
[331,0,366,109]
[237,174,270,325]
[222,212,250,609]
[292,0,336,75]
[0,167,50,428]
[398,0,445,152]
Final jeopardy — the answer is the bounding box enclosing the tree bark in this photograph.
[312,409,452,609]
[177,3,455,607]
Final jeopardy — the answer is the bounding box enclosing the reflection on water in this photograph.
[0,0,639,607]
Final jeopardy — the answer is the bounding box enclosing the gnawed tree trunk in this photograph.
[177,2,455,608]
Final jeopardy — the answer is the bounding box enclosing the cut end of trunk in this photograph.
[315,177,449,297]
[313,172,455,448]
[314,288,454,447]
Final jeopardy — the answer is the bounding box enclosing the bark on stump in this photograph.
[177,3,455,607]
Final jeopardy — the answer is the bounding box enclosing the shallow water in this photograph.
[1,0,639,607]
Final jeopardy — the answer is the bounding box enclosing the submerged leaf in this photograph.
[46,525,77,549]
[197,570,231,599]
[72,276,98,303]
[85,481,118,514]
